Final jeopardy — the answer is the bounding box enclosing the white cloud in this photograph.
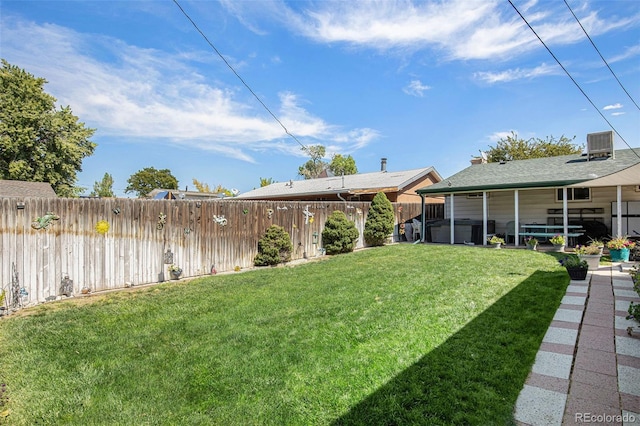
[264,0,638,61]
[603,103,623,110]
[403,79,431,97]
[611,112,625,116]
[1,18,377,163]
[474,63,559,83]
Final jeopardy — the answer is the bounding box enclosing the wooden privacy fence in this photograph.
[0,197,442,308]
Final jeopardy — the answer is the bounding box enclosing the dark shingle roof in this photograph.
[237,167,441,199]
[0,180,57,197]
[417,148,640,195]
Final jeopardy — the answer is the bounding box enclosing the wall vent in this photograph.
[587,131,614,160]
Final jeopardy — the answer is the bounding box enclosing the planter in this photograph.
[170,271,182,280]
[609,248,630,262]
[489,243,502,249]
[552,244,565,253]
[578,254,601,271]
[526,244,537,251]
[566,267,588,281]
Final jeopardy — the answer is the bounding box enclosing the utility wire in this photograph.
[172,0,307,151]
[564,0,640,111]
[507,0,639,159]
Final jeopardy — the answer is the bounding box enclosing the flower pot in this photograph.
[552,244,565,253]
[609,248,630,262]
[170,271,182,280]
[578,254,601,271]
[489,243,501,249]
[566,266,588,280]
[526,244,537,251]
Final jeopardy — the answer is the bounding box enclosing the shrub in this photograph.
[254,225,293,266]
[322,210,359,255]
[363,192,394,246]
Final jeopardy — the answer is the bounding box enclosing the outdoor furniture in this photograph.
[520,224,585,246]
[412,219,421,241]
[505,221,521,244]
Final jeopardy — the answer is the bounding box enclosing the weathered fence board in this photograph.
[0,197,441,308]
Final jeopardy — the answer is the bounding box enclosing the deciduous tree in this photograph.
[485,132,582,162]
[298,145,328,179]
[125,167,178,198]
[329,154,358,176]
[0,60,96,197]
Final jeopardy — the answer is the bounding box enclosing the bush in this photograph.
[254,225,293,266]
[364,192,395,246]
[322,210,360,255]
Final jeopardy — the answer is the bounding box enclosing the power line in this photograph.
[507,0,639,159]
[172,0,307,151]
[563,0,640,111]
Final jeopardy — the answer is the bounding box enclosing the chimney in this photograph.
[381,158,387,172]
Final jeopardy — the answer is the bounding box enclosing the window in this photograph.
[556,187,591,202]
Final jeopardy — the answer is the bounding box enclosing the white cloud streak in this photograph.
[403,80,431,97]
[603,103,623,110]
[1,18,377,163]
[474,63,560,83]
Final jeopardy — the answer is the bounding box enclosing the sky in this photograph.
[2,0,639,197]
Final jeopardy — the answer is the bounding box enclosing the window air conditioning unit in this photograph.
[587,131,614,160]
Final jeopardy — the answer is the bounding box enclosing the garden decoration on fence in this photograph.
[95,220,110,235]
[31,212,60,230]
[157,212,167,230]
[303,205,315,224]
[213,215,228,226]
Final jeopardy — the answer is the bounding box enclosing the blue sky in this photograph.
[2,0,639,197]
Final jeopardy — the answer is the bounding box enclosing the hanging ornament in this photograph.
[157,213,167,230]
[267,208,274,219]
[303,205,314,224]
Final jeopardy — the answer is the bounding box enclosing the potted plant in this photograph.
[574,243,602,270]
[559,256,588,280]
[607,236,636,262]
[487,235,505,249]
[588,238,605,255]
[525,236,538,250]
[168,264,183,280]
[550,234,565,252]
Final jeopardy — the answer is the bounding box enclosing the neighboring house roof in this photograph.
[237,167,442,200]
[147,189,225,200]
[417,148,640,195]
[0,180,57,198]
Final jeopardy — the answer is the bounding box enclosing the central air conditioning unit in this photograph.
[587,130,614,160]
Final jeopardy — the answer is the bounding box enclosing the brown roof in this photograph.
[0,180,57,198]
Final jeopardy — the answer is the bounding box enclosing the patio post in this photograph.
[562,187,569,241]
[514,190,520,247]
[483,191,488,245]
[616,185,622,237]
[450,193,455,245]
[420,193,425,242]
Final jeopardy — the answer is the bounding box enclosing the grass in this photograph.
[0,244,569,425]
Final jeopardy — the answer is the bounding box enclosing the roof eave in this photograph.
[416,179,589,195]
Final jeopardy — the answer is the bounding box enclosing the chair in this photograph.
[412,219,422,241]
[505,221,520,244]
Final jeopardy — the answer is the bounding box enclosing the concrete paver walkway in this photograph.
[514,264,640,425]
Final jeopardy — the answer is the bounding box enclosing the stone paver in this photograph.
[514,265,640,425]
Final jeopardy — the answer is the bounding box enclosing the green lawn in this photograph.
[0,244,569,425]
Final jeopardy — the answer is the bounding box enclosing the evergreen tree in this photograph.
[90,172,115,197]
[322,210,360,254]
[364,192,395,246]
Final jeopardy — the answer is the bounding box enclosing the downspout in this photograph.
[417,193,425,244]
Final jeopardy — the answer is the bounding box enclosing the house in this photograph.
[0,180,57,198]
[415,134,640,246]
[236,158,444,203]
[147,189,226,200]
